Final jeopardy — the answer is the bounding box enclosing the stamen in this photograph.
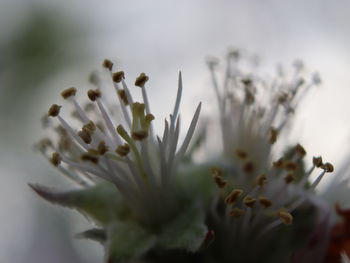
[256,174,268,187]
[115,143,130,156]
[87,89,101,101]
[117,90,129,105]
[132,130,148,140]
[295,143,306,157]
[269,127,278,144]
[78,129,92,144]
[83,121,96,134]
[112,71,125,83]
[61,87,77,99]
[81,153,99,164]
[225,189,243,204]
[284,161,298,171]
[50,152,61,166]
[242,161,255,174]
[322,162,334,173]
[97,141,109,155]
[243,196,256,208]
[259,196,272,208]
[313,156,323,167]
[230,207,245,218]
[235,149,247,160]
[102,59,113,71]
[278,210,293,225]
[135,73,149,87]
[273,158,284,169]
[48,104,61,117]
[284,173,296,184]
[213,174,227,189]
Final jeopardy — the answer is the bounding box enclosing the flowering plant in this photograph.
[31,51,350,263]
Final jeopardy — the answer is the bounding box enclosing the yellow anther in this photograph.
[50,152,61,166]
[284,173,296,184]
[61,87,77,99]
[87,89,101,101]
[102,59,113,71]
[269,127,278,144]
[230,208,245,218]
[243,196,256,208]
[48,104,61,117]
[278,210,293,225]
[322,162,334,173]
[225,189,244,204]
[116,143,130,156]
[135,73,149,87]
[112,71,125,83]
[258,196,272,208]
[256,174,268,187]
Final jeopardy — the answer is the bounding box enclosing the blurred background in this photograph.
[1,0,350,262]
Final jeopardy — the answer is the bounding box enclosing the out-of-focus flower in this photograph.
[31,60,209,263]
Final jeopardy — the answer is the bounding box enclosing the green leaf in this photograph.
[106,221,156,263]
[29,182,127,225]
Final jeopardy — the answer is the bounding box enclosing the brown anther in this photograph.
[61,87,77,99]
[269,127,278,144]
[135,73,149,87]
[211,167,223,177]
[213,175,227,189]
[97,141,109,155]
[256,174,268,187]
[102,59,113,71]
[87,89,101,101]
[51,152,61,166]
[273,158,284,169]
[83,121,96,133]
[279,210,293,225]
[117,90,129,105]
[242,161,255,174]
[131,130,148,140]
[81,153,98,164]
[278,92,289,104]
[116,143,130,156]
[48,104,61,117]
[241,78,253,86]
[295,143,306,157]
[235,149,247,160]
[313,156,323,168]
[259,196,272,208]
[322,162,334,173]
[112,71,125,83]
[284,173,296,184]
[78,129,92,144]
[284,161,298,171]
[145,114,155,122]
[243,196,256,208]
[225,189,243,204]
[230,208,245,218]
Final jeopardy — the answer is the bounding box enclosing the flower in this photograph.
[203,50,335,262]
[31,60,208,262]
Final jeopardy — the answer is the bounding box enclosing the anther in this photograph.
[115,143,130,156]
[213,174,227,189]
[259,196,272,208]
[225,189,243,204]
[235,149,247,160]
[87,89,101,101]
[81,153,99,164]
[51,152,61,166]
[48,104,61,117]
[313,156,323,168]
[242,161,255,174]
[322,162,334,173]
[284,161,298,171]
[295,144,306,157]
[243,196,256,208]
[61,87,77,99]
[83,121,96,133]
[102,59,113,71]
[97,141,109,155]
[278,210,293,225]
[273,158,284,169]
[117,90,129,105]
[256,174,268,187]
[135,73,149,87]
[112,71,125,83]
[284,173,296,184]
[269,127,278,144]
[241,78,253,86]
[78,129,92,144]
[131,130,148,140]
[145,114,155,123]
[230,208,245,218]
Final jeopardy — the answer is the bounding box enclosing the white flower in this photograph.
[38,60,201,224]
[205,50,334,262]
